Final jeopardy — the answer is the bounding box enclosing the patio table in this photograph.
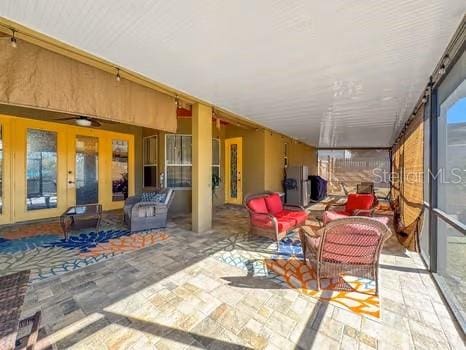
[0,270,41,350]
[59,204,102,240]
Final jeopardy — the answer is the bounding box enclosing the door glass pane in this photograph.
[76,136,98,205]
[26,129,58,210]
[230,144,238,198]
[0,125,3,214]
[436,219,465,317]
[437,80,466,224]
[112,140,129,201]
[143,136,157,165]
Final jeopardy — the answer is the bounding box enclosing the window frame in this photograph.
[165,134,193,190]
[143,135,158,188]
[164,135,221,190]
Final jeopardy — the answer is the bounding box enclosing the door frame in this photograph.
[224,137,243,205]
[1,114,135,224]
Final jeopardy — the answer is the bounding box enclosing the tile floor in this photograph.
[15,206,465,349]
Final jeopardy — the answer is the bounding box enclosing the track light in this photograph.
[10,29,17,48]
[421,94,427,103]
[438,64,446,76]
[438,54,450,76]
[175,95,180,108]
[115,68,121,81]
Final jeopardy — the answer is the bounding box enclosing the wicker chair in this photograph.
[299,217,391,294]
[245,191,307,244]
[124,188,175,232]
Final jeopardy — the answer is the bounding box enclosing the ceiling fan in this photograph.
[56,115,114,127]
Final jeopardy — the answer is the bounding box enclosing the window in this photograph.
[165,135,221,188]
[143,136,157,187]
[166,134,192,188]
[437,80,466,224]
[112,140,129,201]
[26,129,58,210]
[212,138,220,180]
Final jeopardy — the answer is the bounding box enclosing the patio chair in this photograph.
[299,217,391,294]
[124,188,174,232]
[322,193,376,225]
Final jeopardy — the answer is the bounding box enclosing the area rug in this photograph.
[213,232,380,318]
[0,228,169,281]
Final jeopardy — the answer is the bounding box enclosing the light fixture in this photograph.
[10,29,17,48]
[438,54,450,76]
[421,94,427,103]
[75,118,92,127]
[115,68,121,82]
[175,95,180,108]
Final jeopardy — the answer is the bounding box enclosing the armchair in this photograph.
[124,188,174,232]
[300,217,391,294]
[323,193,376,225]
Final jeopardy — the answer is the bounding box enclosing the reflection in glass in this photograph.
[143,136,157,187]
[112,140,129,201]
[167,166,191,188]
[437,219,465,316]
[438,80,466,225]
[76,136,99,205]
[27,129,58,210]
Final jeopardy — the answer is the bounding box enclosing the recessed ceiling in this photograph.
[1,1,464,147]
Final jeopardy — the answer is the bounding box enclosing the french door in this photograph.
[0,114,134,224]
[224,137,243,205]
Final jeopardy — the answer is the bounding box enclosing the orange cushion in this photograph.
[265,193,283,214]
[345,194,374,214]
[248,197,268,214]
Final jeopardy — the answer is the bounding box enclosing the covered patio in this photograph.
[4,205,462,349]
[0,2,465,350]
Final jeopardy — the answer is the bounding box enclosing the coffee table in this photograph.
[59,204,102,240]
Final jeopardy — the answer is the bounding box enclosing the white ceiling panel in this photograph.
[1,1,464,147]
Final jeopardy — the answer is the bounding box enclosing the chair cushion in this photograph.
[251,215,293,233]
[345,194,374,214]
[322,210,351,225]
[264,193,283,214]
[141,191,166,203]
[276,210,307,226]
[248,197,268,214]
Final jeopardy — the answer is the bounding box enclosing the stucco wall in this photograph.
[264,132,317,192]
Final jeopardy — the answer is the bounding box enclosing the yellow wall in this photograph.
[226,127,266,198]
[264,132,317,192]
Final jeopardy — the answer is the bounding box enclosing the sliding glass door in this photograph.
[430,50,465,330]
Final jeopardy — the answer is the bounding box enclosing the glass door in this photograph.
[224,137,243,205]
[75,136,99,205]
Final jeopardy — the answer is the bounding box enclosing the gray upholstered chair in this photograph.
[124,188,174,232]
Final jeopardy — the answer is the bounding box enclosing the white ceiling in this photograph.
[1,1,464,147]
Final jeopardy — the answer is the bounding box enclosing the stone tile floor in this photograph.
[18,205,465,349]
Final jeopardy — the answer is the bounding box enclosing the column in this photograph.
[192,103,212,232]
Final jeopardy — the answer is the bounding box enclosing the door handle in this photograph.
[68,181,75,184]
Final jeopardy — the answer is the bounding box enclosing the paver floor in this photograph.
[16,206,465,349]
